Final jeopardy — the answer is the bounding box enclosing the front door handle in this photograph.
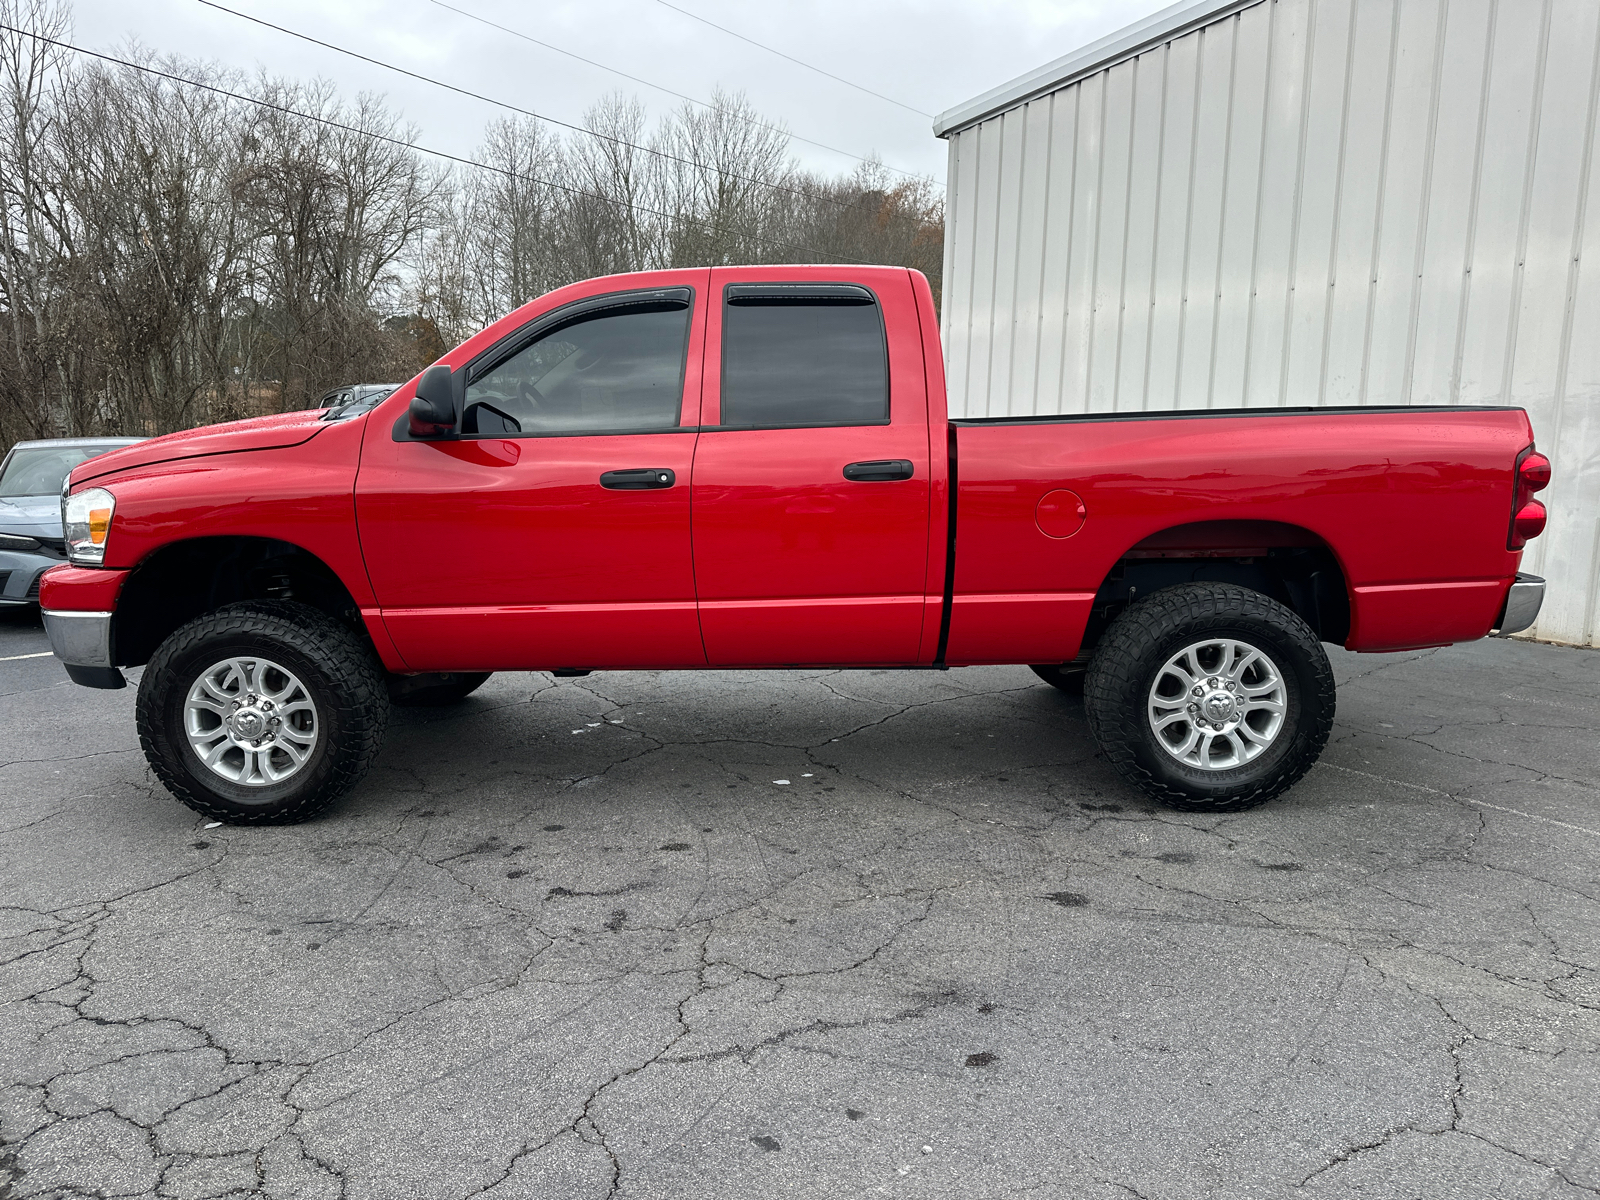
[842,459,914,482]
[600,468,675,490]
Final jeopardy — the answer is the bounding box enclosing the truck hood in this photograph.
[0,493,62,539]
[71,410,329,485]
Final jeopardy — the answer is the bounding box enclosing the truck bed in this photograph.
[944,405,1533,664]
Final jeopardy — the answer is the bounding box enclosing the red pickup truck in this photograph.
[41,265,1550,825]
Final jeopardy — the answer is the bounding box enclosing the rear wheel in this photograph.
[1083,583,1334,812]
[136,601,389,824]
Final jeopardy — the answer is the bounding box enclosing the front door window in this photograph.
[464,302,690,436]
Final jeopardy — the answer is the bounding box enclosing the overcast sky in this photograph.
[60,0,1172,185]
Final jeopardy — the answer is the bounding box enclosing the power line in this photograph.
[652,0,932,119]
[424,0,929,181]
[194,0,866,213]
[0,23,869,268]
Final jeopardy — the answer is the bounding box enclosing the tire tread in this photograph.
[1083,583,1335,812]
[135,601,389,824]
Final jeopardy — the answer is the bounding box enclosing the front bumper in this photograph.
[42,608,124,689]
[0,547,59,606]
[1494,573,1545,636]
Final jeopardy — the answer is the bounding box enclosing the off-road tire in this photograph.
[388,671,492,707]
[1083,583,1335,812]
[1030,663,1086,697]
[136,601,390,824]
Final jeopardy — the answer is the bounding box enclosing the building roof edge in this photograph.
[932,0,1264,138]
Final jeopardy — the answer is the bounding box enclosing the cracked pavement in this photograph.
[3,605,1600,1199]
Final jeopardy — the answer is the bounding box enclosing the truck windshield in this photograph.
[0,445,118,498]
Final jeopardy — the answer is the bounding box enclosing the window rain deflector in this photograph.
[467,287,692,384]
[725,282,875,306]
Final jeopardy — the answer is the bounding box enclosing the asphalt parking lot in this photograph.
[3,606,1599,1200]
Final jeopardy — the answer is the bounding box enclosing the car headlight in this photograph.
[63,487,116,565]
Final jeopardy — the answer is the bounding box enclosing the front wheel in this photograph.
[136,601,390,824]
[1083,583,1335,812]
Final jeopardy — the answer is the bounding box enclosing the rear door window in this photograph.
[719,284,888,428]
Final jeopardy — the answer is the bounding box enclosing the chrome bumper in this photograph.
[42,609,124,688]
[1495,573,1545,636]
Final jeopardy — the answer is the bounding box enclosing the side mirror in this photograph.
[409,365,459,438]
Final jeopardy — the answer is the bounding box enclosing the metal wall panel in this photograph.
[1212,8,1273,408]
[939,0,1600,647]
[1035,88,1081,417]
[1244,0,1309,409]
[1117,55,1168,411]
[1362,0,1444,408]
[1148,34,1198,411]
[1009,99,1054,415]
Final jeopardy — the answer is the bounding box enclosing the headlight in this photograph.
[63,487,116,565]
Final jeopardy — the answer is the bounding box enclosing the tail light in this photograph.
[1508,448,1551,550]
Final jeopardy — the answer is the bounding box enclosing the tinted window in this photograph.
[720,287,888,427]
[464,302,689,436]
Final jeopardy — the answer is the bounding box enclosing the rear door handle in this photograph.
[600,468,675,490]
[842,459,914,482]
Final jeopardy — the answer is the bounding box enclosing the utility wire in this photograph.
[0,24,868,268]
[424,0,929,181]
[652,0,932,118]
[194,0,870,212]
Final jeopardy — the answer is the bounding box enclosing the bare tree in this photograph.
[0,0,76,443]
[657,88,793,267]
[0,13,942,460]
[50,52,256,432]
[787,160,944,303]
[232,82,438,410]
[564,93,660,276]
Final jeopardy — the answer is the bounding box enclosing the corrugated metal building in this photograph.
[935,0,1600,647]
